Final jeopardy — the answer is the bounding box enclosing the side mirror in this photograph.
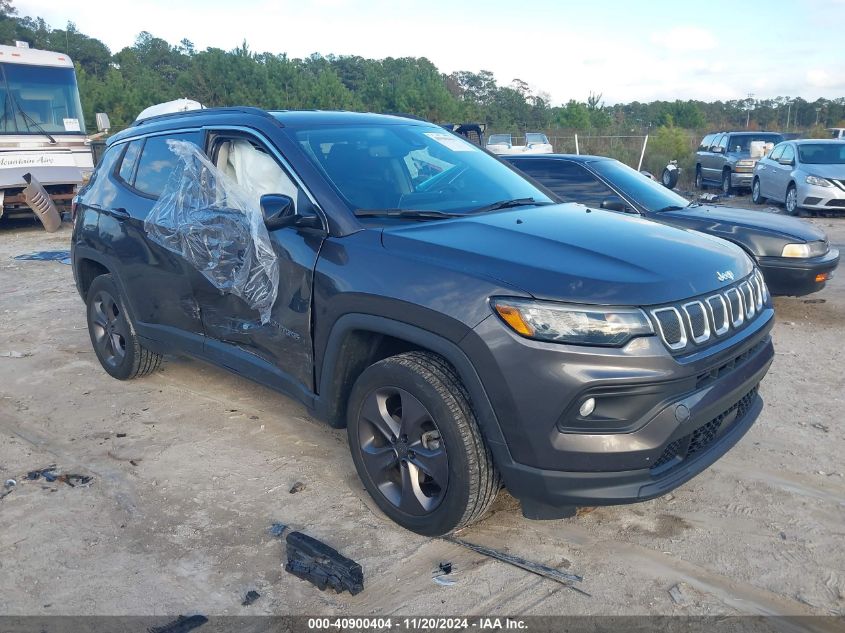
[779,158,795,166]
[95,113,111,133]
[711,146,724,153]
[600,198,629,213]
[260,194,322,231]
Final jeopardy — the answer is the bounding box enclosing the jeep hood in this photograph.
[662,204,827,243]
[381,204,753,306]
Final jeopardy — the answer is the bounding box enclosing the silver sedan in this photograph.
[752,139,845,215]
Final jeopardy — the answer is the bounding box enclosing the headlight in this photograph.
[492,298,654,346]
[782,243,811,258]
[805,175,832,187]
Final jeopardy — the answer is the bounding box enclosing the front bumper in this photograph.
[797,180,845,211]
[731,171,754,188]
[463,305,774,511]
[758,248,839,296]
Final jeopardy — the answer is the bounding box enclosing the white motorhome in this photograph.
[0,42,102,227]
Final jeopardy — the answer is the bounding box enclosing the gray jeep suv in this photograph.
[71,108,774,535]
[696,131,784,194]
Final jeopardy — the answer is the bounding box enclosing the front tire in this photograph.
[695,165,704,189]
[347,351,499,536]
[86,274,161,380]
[751,178,766,204]
[721,170,733,195]
[785,184,799,216]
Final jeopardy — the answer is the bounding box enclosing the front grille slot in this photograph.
[651,385,759,475]
[653,307,686,349]
[682,301,709,343]
[650,272,767,353]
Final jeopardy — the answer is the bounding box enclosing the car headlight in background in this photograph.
[735,159,755,172]
[805,175,832,187]
[781,243,812,258]
[492,298,653,346]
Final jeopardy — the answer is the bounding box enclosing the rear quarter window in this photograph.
[117,139,143,184]
[132,131,203,198]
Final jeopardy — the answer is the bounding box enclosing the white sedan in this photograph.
[752,139,845,215]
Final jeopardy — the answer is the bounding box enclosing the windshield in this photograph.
[294,124,551,214]
[591,159,691,212]
[0,63,85,134]
[525,133,549,144]
[487,134,512,146]
[797,143,845,165]
[726,134,783,153]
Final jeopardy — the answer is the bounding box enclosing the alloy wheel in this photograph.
[786,187,797,214]
[90,290,128,368]
[356,387,448,516]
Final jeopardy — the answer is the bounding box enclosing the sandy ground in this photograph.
[0,203,843,620]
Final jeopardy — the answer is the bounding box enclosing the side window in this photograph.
[516,159,615,207]
[116,139,142,184]
[700,134,714,151]
[768,144,784,161]
[134,131,203,197]
[717,135,728,151]
[213,135,299,208]
[780,145,794,163]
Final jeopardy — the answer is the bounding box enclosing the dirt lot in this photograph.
[0,204,843,620]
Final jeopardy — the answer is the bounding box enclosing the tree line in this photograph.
[1,1,843,138]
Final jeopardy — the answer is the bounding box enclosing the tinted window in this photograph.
[117,139,142,184]
[513,159,615,206]
[797,143,845,164]
[726,134,784,153]
[134,131,202,197]
[591,159,691,213]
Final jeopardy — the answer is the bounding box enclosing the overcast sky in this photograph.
[16,0,845,105]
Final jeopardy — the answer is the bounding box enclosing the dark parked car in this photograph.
[695,131,784,194]
[504,154,839,297]
[72,108,773,535]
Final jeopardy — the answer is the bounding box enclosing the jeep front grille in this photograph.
[650,270,768,353]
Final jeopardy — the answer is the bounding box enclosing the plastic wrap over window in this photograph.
[144,140,279,323]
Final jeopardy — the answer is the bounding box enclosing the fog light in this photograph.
[579,398,596,417]
[815,272,829,283]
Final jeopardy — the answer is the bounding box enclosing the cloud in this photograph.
[650,26,718,51]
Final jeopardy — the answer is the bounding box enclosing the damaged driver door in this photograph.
[195,130,326,397]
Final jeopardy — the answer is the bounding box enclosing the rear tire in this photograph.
[751,178,766,204]
[86,274,161,380]
[695,165,704,189]
[346,351,499,536]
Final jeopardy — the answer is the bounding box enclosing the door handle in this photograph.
[110,207,130,218]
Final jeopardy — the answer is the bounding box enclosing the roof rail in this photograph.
[130,106,281,128]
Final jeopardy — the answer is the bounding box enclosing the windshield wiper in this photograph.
[354,208,462,220]
[465,197,552,215]
[7,92,56,144]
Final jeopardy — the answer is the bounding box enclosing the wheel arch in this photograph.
[73,248,113,300]
[314,313,512,465]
